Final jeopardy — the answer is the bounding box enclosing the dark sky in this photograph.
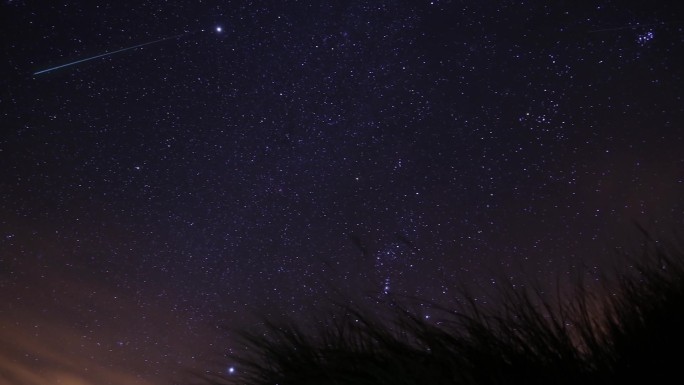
[1,1,683,384]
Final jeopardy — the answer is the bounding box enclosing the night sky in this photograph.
[1,1,683,384]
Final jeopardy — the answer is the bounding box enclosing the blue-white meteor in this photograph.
[33,32,189,76]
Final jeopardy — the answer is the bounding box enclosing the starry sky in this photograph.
[1,1,683,384]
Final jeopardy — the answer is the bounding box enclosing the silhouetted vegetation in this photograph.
[202,235,684,384]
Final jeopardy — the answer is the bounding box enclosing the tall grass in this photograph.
[204,237,684,384]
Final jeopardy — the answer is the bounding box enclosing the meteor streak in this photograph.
[33,32,190,75]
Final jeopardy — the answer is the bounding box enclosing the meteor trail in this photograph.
[33,32,190,76]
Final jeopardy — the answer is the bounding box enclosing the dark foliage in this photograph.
[202,237,684,384]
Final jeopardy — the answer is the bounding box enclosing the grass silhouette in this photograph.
[202,235,684,384]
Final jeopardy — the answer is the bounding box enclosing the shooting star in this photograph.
[33,32,192,76]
